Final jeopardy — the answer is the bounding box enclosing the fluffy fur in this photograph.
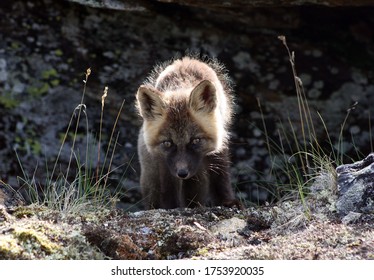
[136,56,239,209]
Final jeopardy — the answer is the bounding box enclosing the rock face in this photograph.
[336,153,374,217]
[69,0,374,10]
[1,0,374,208]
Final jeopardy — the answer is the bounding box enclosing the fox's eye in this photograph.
[191,138,201,145]
[162,140,173,148]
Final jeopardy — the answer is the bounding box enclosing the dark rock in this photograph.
[336,153,374,217]
[68,0,148,11]
[68,0,374,10]
[1,0,374,209]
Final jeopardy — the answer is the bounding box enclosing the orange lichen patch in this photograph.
[115,235,147,260]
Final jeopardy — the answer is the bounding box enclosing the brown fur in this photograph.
[136,56,240,209]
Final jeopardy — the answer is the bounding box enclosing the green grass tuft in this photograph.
[253,36,372,217]
[15,68,127,217]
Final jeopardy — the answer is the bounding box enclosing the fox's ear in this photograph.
[136,86,164,120]
[189,80,217,113]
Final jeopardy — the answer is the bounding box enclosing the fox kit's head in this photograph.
[137,80,223,179]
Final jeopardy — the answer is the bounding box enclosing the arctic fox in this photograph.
[136,56,239,209]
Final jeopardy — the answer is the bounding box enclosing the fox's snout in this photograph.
[176,168,189,179]
[174,161,192,179]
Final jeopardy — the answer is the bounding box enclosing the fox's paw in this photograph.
[222,199,244,210]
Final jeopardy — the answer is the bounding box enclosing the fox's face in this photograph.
[137,80,220,179]
[158,133,206,179]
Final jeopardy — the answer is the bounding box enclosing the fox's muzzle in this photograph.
[174,160,191,179]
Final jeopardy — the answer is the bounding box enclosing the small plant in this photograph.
[16,68,127,216]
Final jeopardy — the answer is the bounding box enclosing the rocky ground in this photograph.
[1,179,374,260]
[1,0,374,259]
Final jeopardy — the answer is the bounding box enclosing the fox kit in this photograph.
[136,56,239,209]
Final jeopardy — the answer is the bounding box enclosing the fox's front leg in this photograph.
[208,150,243,209]
[182,174,209,208]
[159,165,181,209]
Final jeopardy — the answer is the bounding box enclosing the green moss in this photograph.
[13,206,37,219]
[0,236,23,259]
[14,137,42,156]
[115,49,122,57]
[26,68,60,98]
[41,68,58,80]
[15,227,59,254]
[29,139,42,155]
[27,83,50,97]
[54,49,63,57]
[0,218,61,259]
[58,131,85,144]
[0,207,106,260]
[10,41,20,49]
[196,247,209,256]
[0,92,20,109]
[50,79,60,87]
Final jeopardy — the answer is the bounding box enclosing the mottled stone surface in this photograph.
[336,153,374,216]
[69,0,374,10]
[0,0,374,209]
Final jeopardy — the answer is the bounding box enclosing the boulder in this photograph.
[336,153,374,217]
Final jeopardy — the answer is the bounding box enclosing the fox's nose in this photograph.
[177,169,189,179]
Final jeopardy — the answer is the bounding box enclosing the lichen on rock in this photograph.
[336,153,374,217]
